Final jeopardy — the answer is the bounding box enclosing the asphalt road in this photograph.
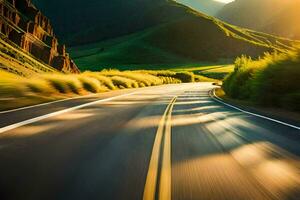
[0,83,299,200]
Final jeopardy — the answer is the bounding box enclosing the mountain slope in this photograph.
[33,0,185,45]
[33,0,297,70]
[217,0,300,39]
[33,0,224,45]
[70,5,296,70]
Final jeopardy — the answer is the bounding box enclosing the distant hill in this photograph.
[217,0,300,39]
[33,0,184,45]
[32,0,297,71]
[175,0,224,16]
[33,0,224,45]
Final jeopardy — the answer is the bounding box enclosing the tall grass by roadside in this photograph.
[82,72,116,90]
[223,47,300,111]
[99,70,163,87]
[139,70,195,83]
[0,69,201,111]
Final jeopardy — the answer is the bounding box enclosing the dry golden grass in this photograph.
[82,72,116,90]
[0,69,195,111]
[194,75,220,83]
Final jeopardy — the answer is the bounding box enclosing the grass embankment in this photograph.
[0,69,202,111]
[223,47,300,112]
[172,64,234,80]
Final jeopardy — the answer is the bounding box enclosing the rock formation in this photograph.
[0,0,80,73]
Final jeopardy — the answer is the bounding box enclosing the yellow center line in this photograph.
[143,97,177,200]
[159,97,176,200]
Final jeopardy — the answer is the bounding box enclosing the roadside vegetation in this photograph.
[0,69,211,111]
[171,64,234,80]
[223,47,300,111]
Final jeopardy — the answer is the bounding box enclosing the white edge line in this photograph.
[211,89,300,131]
[0,92,137,134]
[0,93,98,114]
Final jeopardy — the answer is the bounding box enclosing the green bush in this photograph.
[26,80,56,94]
[83,72,116,90]
[159,76,181,84]
[142,70,194,83]
[78,77,107,93]
[111,76,139,88]
[99,70,163,87]
[42,75,83,94]
[66,81,82,94]
[223,48,300,111]
[46,78,69,93]
[0,69,197,111]
[172,72,195,83]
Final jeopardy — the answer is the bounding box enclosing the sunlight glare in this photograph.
[214,0,235,3]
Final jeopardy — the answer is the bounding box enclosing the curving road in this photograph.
[0,83,299,200]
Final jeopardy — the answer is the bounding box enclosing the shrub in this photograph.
[0,68,200,112]
[99,70,163,86]
[159,76,181,84]
[65,80,82,94]
[0,71,26,97]
[41,74,83,94]
[26,79,56,94]
[172,72,195,83]
[83,72,116,90]
[78,76,107,93]
[111,76,139,88]
[223,48,300,112]
[43,76,70,93]
[143,70,194,83]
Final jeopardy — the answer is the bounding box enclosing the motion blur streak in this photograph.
[0,83,299,200]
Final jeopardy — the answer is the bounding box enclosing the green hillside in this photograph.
[70,5,296,71]
[33,0,188,45]
[33,0,298,71]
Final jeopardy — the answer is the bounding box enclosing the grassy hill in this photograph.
[69,3,297,71]
[33,0,223,44]
[33,0,298,71]
[33,0,188,45]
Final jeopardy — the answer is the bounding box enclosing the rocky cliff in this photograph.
[0,0,79,73]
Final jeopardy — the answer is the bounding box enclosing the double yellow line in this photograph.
[143,97,177,200]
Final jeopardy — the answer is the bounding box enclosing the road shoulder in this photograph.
[213,88,300,127]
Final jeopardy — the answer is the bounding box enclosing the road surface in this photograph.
[0,83,299,200]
